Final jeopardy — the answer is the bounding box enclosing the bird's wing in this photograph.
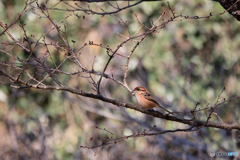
[142,92,159,106]
[143,92,173,114]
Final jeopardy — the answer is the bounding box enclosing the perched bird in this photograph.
[133,86,172,114]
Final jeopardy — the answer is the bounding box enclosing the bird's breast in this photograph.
[136,94,158,109]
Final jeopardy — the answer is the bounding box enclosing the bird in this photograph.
[133,86,173,115]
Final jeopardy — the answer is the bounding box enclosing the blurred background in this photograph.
[0,0,240,159]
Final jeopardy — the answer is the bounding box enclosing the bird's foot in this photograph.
[147,109,155,112]
[147,109,163,115]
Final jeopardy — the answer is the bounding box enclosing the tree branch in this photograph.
[0,69,239,130]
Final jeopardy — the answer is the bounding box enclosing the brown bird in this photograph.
[133,86,172,114]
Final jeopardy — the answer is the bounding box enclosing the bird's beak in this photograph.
[131,90,135,96]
